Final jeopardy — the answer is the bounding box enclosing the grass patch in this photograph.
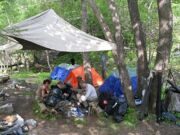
[73,118,87,126]
[32,100,60,121]
[11,71,58,84]
[123,108,138,128]
[97,108,138,129]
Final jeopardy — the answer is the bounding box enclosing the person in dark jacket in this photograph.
[56,81,72,100]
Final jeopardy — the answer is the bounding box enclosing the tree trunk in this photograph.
[88,0,114,42]
[149,0,173,112]
[107,0,135,106]
[88,0,134,106]
[127,0,149,98]
[45,50,52,72]
[81,0,93,84]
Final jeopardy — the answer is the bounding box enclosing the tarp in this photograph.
[99,70,137,98]
[65,66,103,88]
[1,9,115,52]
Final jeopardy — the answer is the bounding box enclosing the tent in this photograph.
[50,65,103,88]
[65,66,103,88]
[50,64,79,81]
[0,9,115,52]
[99,69,137,98]
[50,66,71,81]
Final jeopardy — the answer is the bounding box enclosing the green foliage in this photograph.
[97,108,138,129]
[53,53,83,66]
[123,108,138,128]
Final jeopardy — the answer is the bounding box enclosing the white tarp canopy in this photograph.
[1,9,116,52]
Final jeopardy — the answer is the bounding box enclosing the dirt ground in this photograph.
[0,80,180,135]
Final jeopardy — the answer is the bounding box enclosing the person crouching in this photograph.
[78,81,97,103]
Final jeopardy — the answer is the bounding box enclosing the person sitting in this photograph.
[36,79,51,112]
[77,76,83,89]
[36,79,51,102]
[78,81,98,103]
[56,81,72,100]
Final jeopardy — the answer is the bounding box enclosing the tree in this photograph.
[127,0,149,98]
[81,0,92,84]
[107,0,135,106]
[88,0,135,106]
[149,0,173,112]
[88,0,114,42]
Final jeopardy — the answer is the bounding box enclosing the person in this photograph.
[70,58,75,65]
[78,81,98,103]
[36,79,51,101]
[77,76,83,89]
[56,81,72,100]
[36,79,51,112]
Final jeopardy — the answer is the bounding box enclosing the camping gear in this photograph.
[0,115,37,135]
[45,95,60,107]
[55,100,72,114]
[51,65,103,88]
[1,9,115,52]
[24,119,37,131]
[99,74,137,98]
[50,66,71,81]
[49,87,63,98]
[160,79,180,125]
[98,92,113,110]
[65,66,103,88]
[0,114,24,135]
[99,92,128,122]
[67,107,84,118]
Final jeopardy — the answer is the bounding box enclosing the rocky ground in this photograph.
[0,79,180,135]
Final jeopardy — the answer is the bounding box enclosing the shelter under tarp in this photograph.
[1,9,115,52]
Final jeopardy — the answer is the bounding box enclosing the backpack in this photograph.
[45,95,60,107]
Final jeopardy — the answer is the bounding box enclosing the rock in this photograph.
[0,103,14,114]
[0,74,9,83]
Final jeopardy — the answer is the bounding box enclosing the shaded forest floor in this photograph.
[0,79,180,135]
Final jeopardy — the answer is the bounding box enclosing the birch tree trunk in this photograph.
[149,0,173,112]
[107,0,135,106]
[127,0,149,98]
[45,50,52,72]
[88,0,135,106]
[88,0,114,42]
[81,0,93,84]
